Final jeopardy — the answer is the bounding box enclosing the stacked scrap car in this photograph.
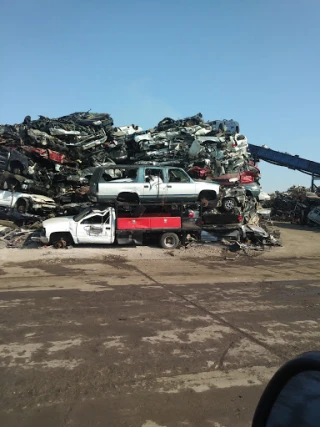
[0,111,263,230]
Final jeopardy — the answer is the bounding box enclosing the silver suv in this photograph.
[89,165,220,204]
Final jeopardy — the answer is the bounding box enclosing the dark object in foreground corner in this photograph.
[252,351,320,427]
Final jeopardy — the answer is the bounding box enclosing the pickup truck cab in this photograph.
[40,206,198,249]
[89,165,220,204]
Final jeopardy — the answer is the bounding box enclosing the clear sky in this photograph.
[1,0,319,192]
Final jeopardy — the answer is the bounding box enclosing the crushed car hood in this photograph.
[31,194,56,203]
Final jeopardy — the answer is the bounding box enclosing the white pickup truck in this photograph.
[39,206,199,249]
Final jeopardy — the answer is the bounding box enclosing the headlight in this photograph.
[32,198,45,203]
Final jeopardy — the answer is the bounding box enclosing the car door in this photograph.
[97,167,140,201]
[165,168,196,202]
[76,210,113,244]
[142,167,168,202]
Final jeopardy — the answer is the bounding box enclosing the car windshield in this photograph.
[73,207,92,222]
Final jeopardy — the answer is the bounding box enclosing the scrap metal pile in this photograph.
[0,111,260,217]
[0,111,270,253]
[263,186,320,223]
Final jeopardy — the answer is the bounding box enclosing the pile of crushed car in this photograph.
[0,111,280,250]
[263,186,320,226]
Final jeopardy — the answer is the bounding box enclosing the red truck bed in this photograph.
[117,216,182,230]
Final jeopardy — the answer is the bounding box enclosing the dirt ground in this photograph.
[0,222,319,427]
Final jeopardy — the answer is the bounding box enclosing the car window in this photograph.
[101,168,138,182]
[103,212,110,224]
[144,168,164,182]
[81,215,103,225]
[74,207,92,222]
[168,169,191,183]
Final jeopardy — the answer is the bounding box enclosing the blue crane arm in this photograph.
[248,144,320,178]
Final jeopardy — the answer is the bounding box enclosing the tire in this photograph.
[160,232,180,249]
[15,198,28,213]
[222,197,236,212]
[10,161,24,176]
[49,232,74,247]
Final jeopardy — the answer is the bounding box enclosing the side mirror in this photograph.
[252,352,320,427]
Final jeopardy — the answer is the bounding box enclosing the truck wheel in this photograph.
[222,197,236,212]
[49,232,74,247]
[160,232,180,249]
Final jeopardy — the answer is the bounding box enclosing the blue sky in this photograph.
[1,0,319,192]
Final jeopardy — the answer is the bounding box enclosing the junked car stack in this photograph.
[0,110,278,250]
[0,111,261,218]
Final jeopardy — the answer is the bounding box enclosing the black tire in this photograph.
[160,232,180,249]
[10,161,24,176]
[236,126,239,134]
[49,232,74,247]
[222,197,236,212]
[15,198,28,213]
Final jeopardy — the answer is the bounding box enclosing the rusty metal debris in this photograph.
[263,186,320,224]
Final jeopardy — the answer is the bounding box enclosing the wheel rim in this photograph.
[17,205,26,213]
[164,236,175,248]
[224,199,234,210]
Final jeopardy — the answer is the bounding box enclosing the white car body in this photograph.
[230,134,248,155]
[114,125,143,136]
[134,133,152,143]
[89,165,220,204]
[208,119,240,134]
[41,208,116,245]
[0,190,56,212]
[258,191,271,202]
[308,207,320,226]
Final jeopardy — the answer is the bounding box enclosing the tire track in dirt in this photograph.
[131,265,298,362]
